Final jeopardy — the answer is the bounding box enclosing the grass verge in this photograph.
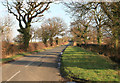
[1,46,57,63]
[61,46,120,81]
[1,52,32,63]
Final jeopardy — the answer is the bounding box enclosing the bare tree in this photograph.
[65,2,120,49]
[70,14,93,45]
[3,0,51,51]
[91,6,109,46]
[64,2,99,45]
[100,2,120,51]
[42,17,66,46]
[30,27,38,42]
[13,34,23,44]
[39,25,50,47]
[0,16,14,42]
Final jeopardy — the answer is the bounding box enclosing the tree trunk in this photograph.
[97,27,102,46]
[115,38,119,50]
[97,36,102,46]
[114,35,119,51]
[23,33,31,51]
[84,39,87,45]
[43,39,48,47]
[115,37,119,57]
[35,35,36,42]
[83,26,88,45]
[22,25,31,51]
[45,43,48,47]
[49,37,53,46]
[84,36,87,45]
[113,32,119,56]
[55,37,59,45]
[56,40,58,45]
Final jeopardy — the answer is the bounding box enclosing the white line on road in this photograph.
[25,58,37,67]
[25,61,35,67]
[25,56,44,67]
[5,71,20,83]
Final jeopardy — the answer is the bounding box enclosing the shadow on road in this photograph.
[8,60,58,68]
[5,43,71,68]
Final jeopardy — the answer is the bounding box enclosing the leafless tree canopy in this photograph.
[3,0,51,29]
[3,0,51,50]
[37,17,67,46]
[0,16,14,42]
[65,2,120,49]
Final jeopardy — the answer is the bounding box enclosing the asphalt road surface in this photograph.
[2,44,71,83]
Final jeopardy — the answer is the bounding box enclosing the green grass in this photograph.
[61,46,120,81]
[1,54,24,63]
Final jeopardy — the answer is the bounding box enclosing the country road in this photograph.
[2,43,71,83]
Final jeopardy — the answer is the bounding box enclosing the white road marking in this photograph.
[25,61,35,67]
[25,56,46,67]
[25,58,38,67]
[5,71,20,83]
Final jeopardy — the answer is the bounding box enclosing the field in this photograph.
[61,46,120,81]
